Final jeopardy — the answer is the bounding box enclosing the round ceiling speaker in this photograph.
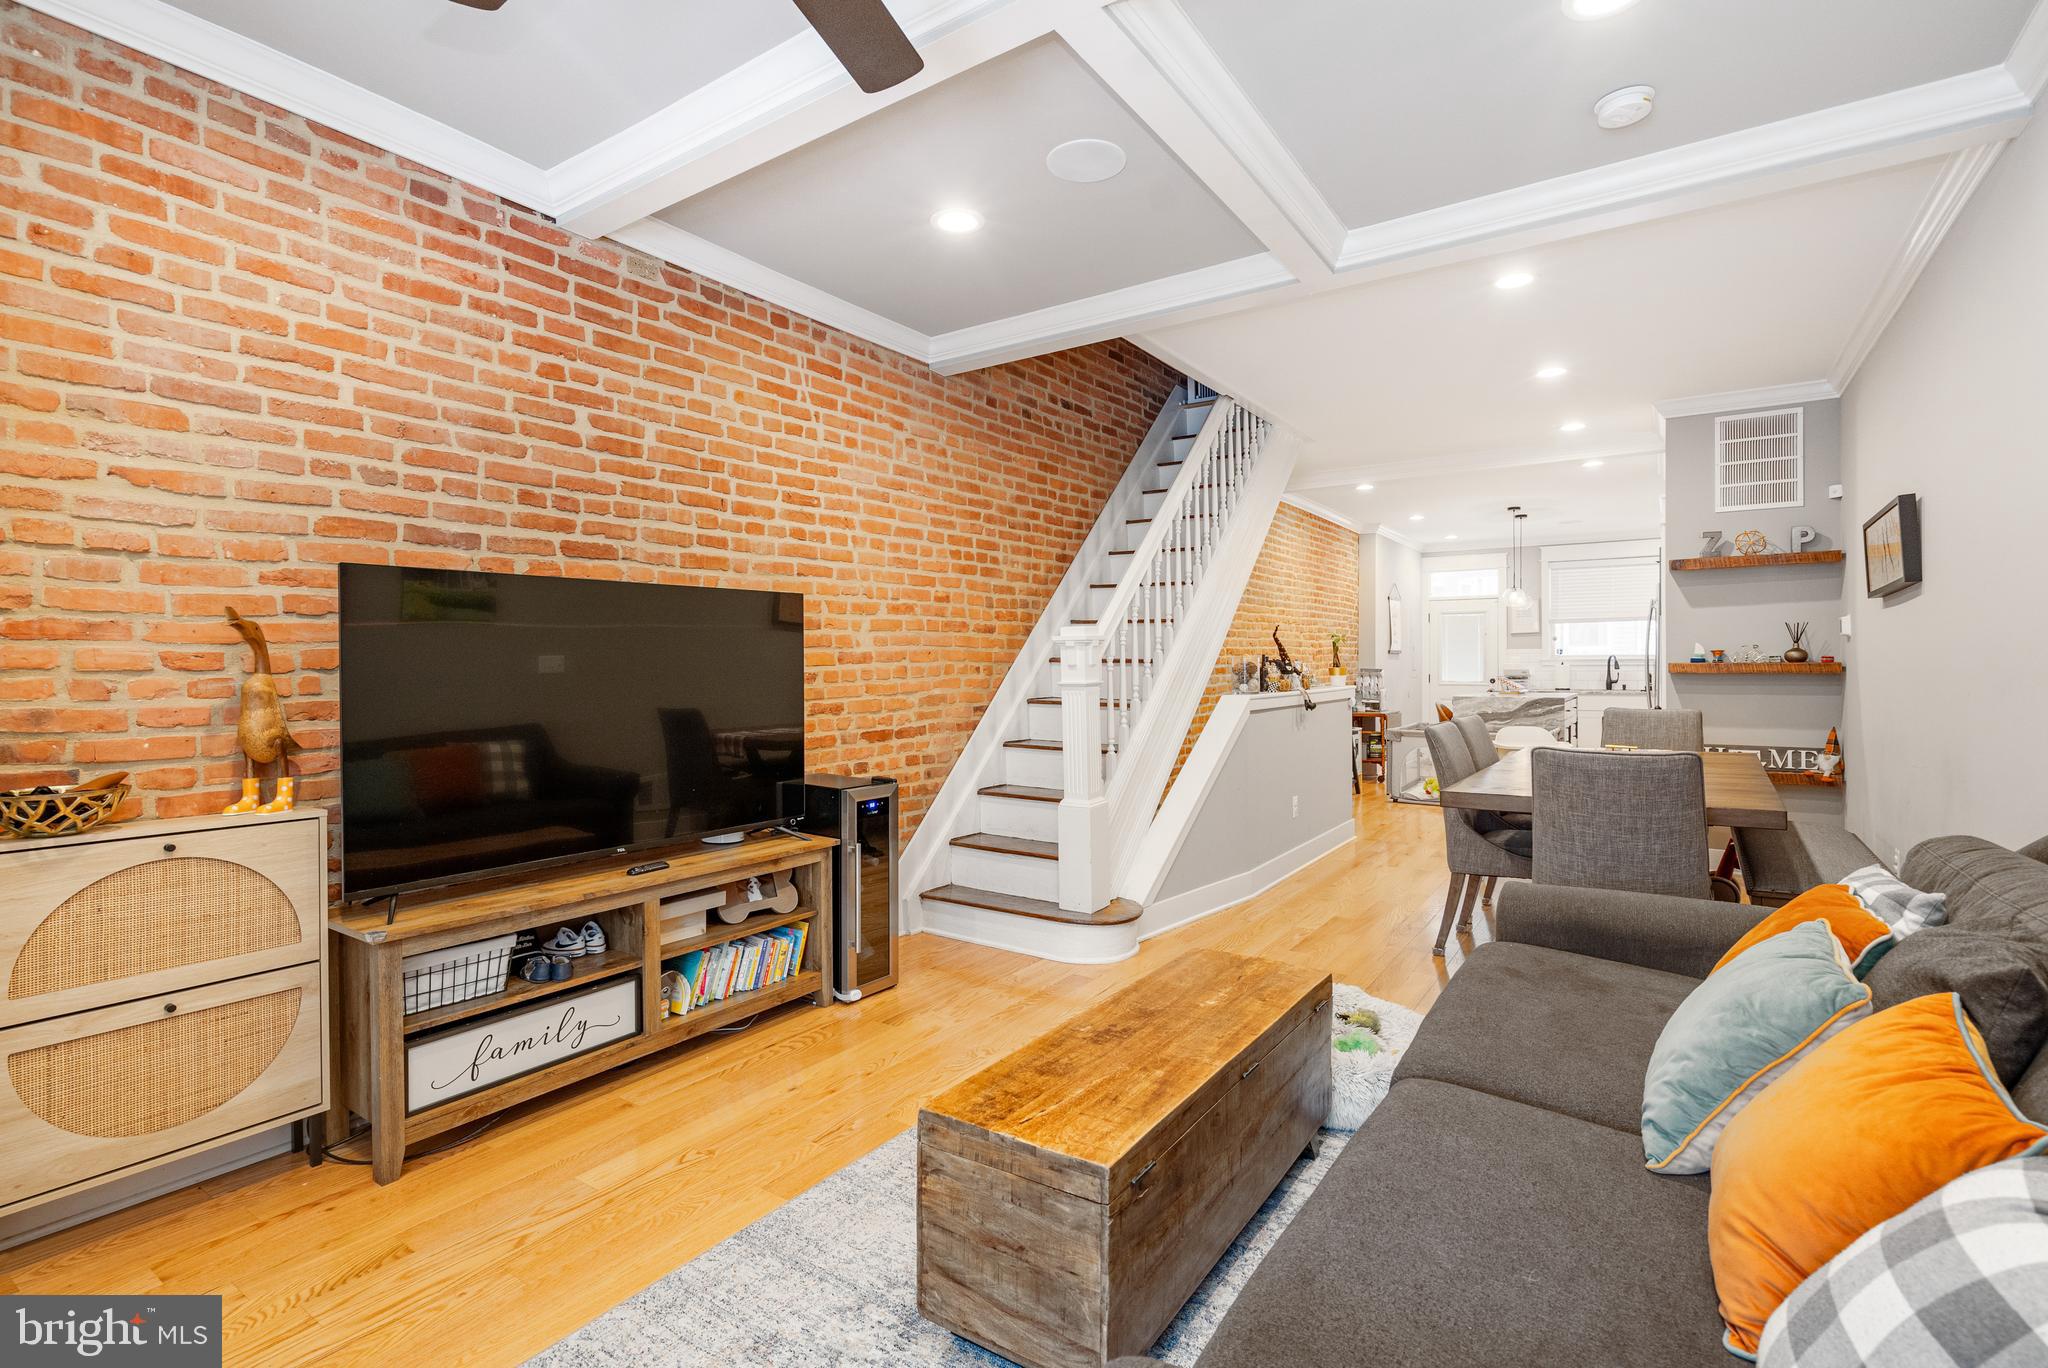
[1046,138,1127,183]
[1593,85,1656,130]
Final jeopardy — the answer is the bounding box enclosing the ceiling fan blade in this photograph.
[791,0,924,94]
[446,0,511,10]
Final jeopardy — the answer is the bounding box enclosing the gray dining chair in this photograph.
[1424,721,1533,955]
[1600,707,1704,752]
[1451,715,1497,769]
[1531,748,1712,899]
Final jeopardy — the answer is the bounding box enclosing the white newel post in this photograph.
[1055,628,1113,913]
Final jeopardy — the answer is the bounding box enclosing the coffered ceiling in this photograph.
[25,0,2048,498]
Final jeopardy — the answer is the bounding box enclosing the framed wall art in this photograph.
[1861,493,1921,598]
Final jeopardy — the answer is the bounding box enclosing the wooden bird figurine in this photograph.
[227,608,303,771]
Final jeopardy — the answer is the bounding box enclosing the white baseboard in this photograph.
[0,1126,294,1252]
[1134,820,1356,943]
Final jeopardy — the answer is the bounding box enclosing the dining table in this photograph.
[1437,746,1788,831]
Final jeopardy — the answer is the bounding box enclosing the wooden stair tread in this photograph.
[949,832,1058,860]
[1156,459,1184,468]
[919,884,1143,926]
[979,783,1063,803]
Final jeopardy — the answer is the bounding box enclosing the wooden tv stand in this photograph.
[327,829,835,1183]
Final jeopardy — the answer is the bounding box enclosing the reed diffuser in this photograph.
[1783,621,1810,663]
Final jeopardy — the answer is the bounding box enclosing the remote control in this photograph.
[627,860,670,877]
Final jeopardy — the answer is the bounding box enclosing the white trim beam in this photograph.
[1654,382,1840,421]
[1293,436,1668,492]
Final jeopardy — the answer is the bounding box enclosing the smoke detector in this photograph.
[1593,85,1655,130]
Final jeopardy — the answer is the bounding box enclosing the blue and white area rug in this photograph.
[528,986,1419,1367]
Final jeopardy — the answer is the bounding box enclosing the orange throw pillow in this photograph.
[1714,885,1895,977]
[1707,993,2047,1357]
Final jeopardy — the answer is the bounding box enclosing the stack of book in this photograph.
[665,920,809,1017]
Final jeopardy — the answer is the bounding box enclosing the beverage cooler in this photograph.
[798,775,898,1000]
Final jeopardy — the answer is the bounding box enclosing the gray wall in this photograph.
[1663,398,1848,818]
[1155,690,1353,899]
[1839,124,2048,863]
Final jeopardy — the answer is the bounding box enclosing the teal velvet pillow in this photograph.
[1642,920,1873,1175]
[343,757,422,824]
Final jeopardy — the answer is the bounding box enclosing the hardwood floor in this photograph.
[0,790,1481,1367]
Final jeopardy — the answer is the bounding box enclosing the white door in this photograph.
[1428,597,1501,715]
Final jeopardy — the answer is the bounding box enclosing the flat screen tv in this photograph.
[338,565,804,900]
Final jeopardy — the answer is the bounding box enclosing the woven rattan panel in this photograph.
[10,858,300,1000]
[9,989,302,1138]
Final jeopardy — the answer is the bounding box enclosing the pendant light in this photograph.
[1504,506,1531,609]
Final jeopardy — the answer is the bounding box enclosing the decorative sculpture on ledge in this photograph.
[1261,628,1318,711]
[225,607,303,812]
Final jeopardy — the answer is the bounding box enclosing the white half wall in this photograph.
[1127,685,1354,940]
[1839,119,2048,862]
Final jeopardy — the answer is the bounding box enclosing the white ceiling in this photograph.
[1143,157,1949,483]
[655,38,1261,336]
[1177,0,2037,227]
[1301,451,1664,552]
[41,0,2048,452]
[160,0,805,166]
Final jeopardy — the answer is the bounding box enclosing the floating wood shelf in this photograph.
[1668,551,1846,572]
[1668,662,1845,675]
[401,946,643,1038]
[1771,771,1845,787]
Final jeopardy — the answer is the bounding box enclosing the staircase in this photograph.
[903,384,1296,963]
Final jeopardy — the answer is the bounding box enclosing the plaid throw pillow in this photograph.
[1759,1155,2048,1366]
[477,738,533,800]
[1844,863,1948,935]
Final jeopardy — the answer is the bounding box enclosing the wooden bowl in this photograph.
[0,784,130,839]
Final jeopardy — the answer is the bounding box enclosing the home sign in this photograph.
[405,977,639,1113]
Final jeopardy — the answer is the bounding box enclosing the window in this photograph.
[1427,567,1500,598]
[1547,555,1658,659]
[1715,408,1803,512]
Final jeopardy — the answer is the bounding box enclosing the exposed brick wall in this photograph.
[1168,502,1360,788]
[0,1,1180,860]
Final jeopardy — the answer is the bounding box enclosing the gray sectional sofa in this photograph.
[1127,836,2048,1368]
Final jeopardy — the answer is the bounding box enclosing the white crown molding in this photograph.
[550,0,1040,239]
[1830,140,2008,393]
[1103,0,1347,271]
[1277,492,1358,533]
[1654,381,1840,421]
[1331,67,2030,276]
[1292,436,1666,492]
[1358,522,1420,551]
[925,254,1294,373]
[14,0,550,209]
[608,218,932,359]
[2009,0,2048,101]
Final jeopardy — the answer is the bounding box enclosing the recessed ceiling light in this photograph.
[1562,0,1643,19]
[1534,364,1569,380]
[1355,483,1375,492]
[1409,514,1425,522]
[930,207,983,234]
[1559,420,1587,433]
[1046,138,1126,183]
[1444,534,1459,541]
[1582,459,1605,469]
[1593,85,1656,130]
[1494,271,1535,291]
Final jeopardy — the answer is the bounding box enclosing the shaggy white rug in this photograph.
[1325,983,1425,1131]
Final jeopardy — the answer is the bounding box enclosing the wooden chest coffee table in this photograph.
[917,949,1332,1368]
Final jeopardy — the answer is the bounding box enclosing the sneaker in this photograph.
[516,954,552,984]
[542,926,586,957]
[580,920,608,955]
[549,955,572,982]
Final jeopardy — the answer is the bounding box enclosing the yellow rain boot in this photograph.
[255,776,296,813]
[221,778,260,815]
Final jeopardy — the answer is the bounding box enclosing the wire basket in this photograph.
[401,934,514,1015]
[0,784,129,839]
